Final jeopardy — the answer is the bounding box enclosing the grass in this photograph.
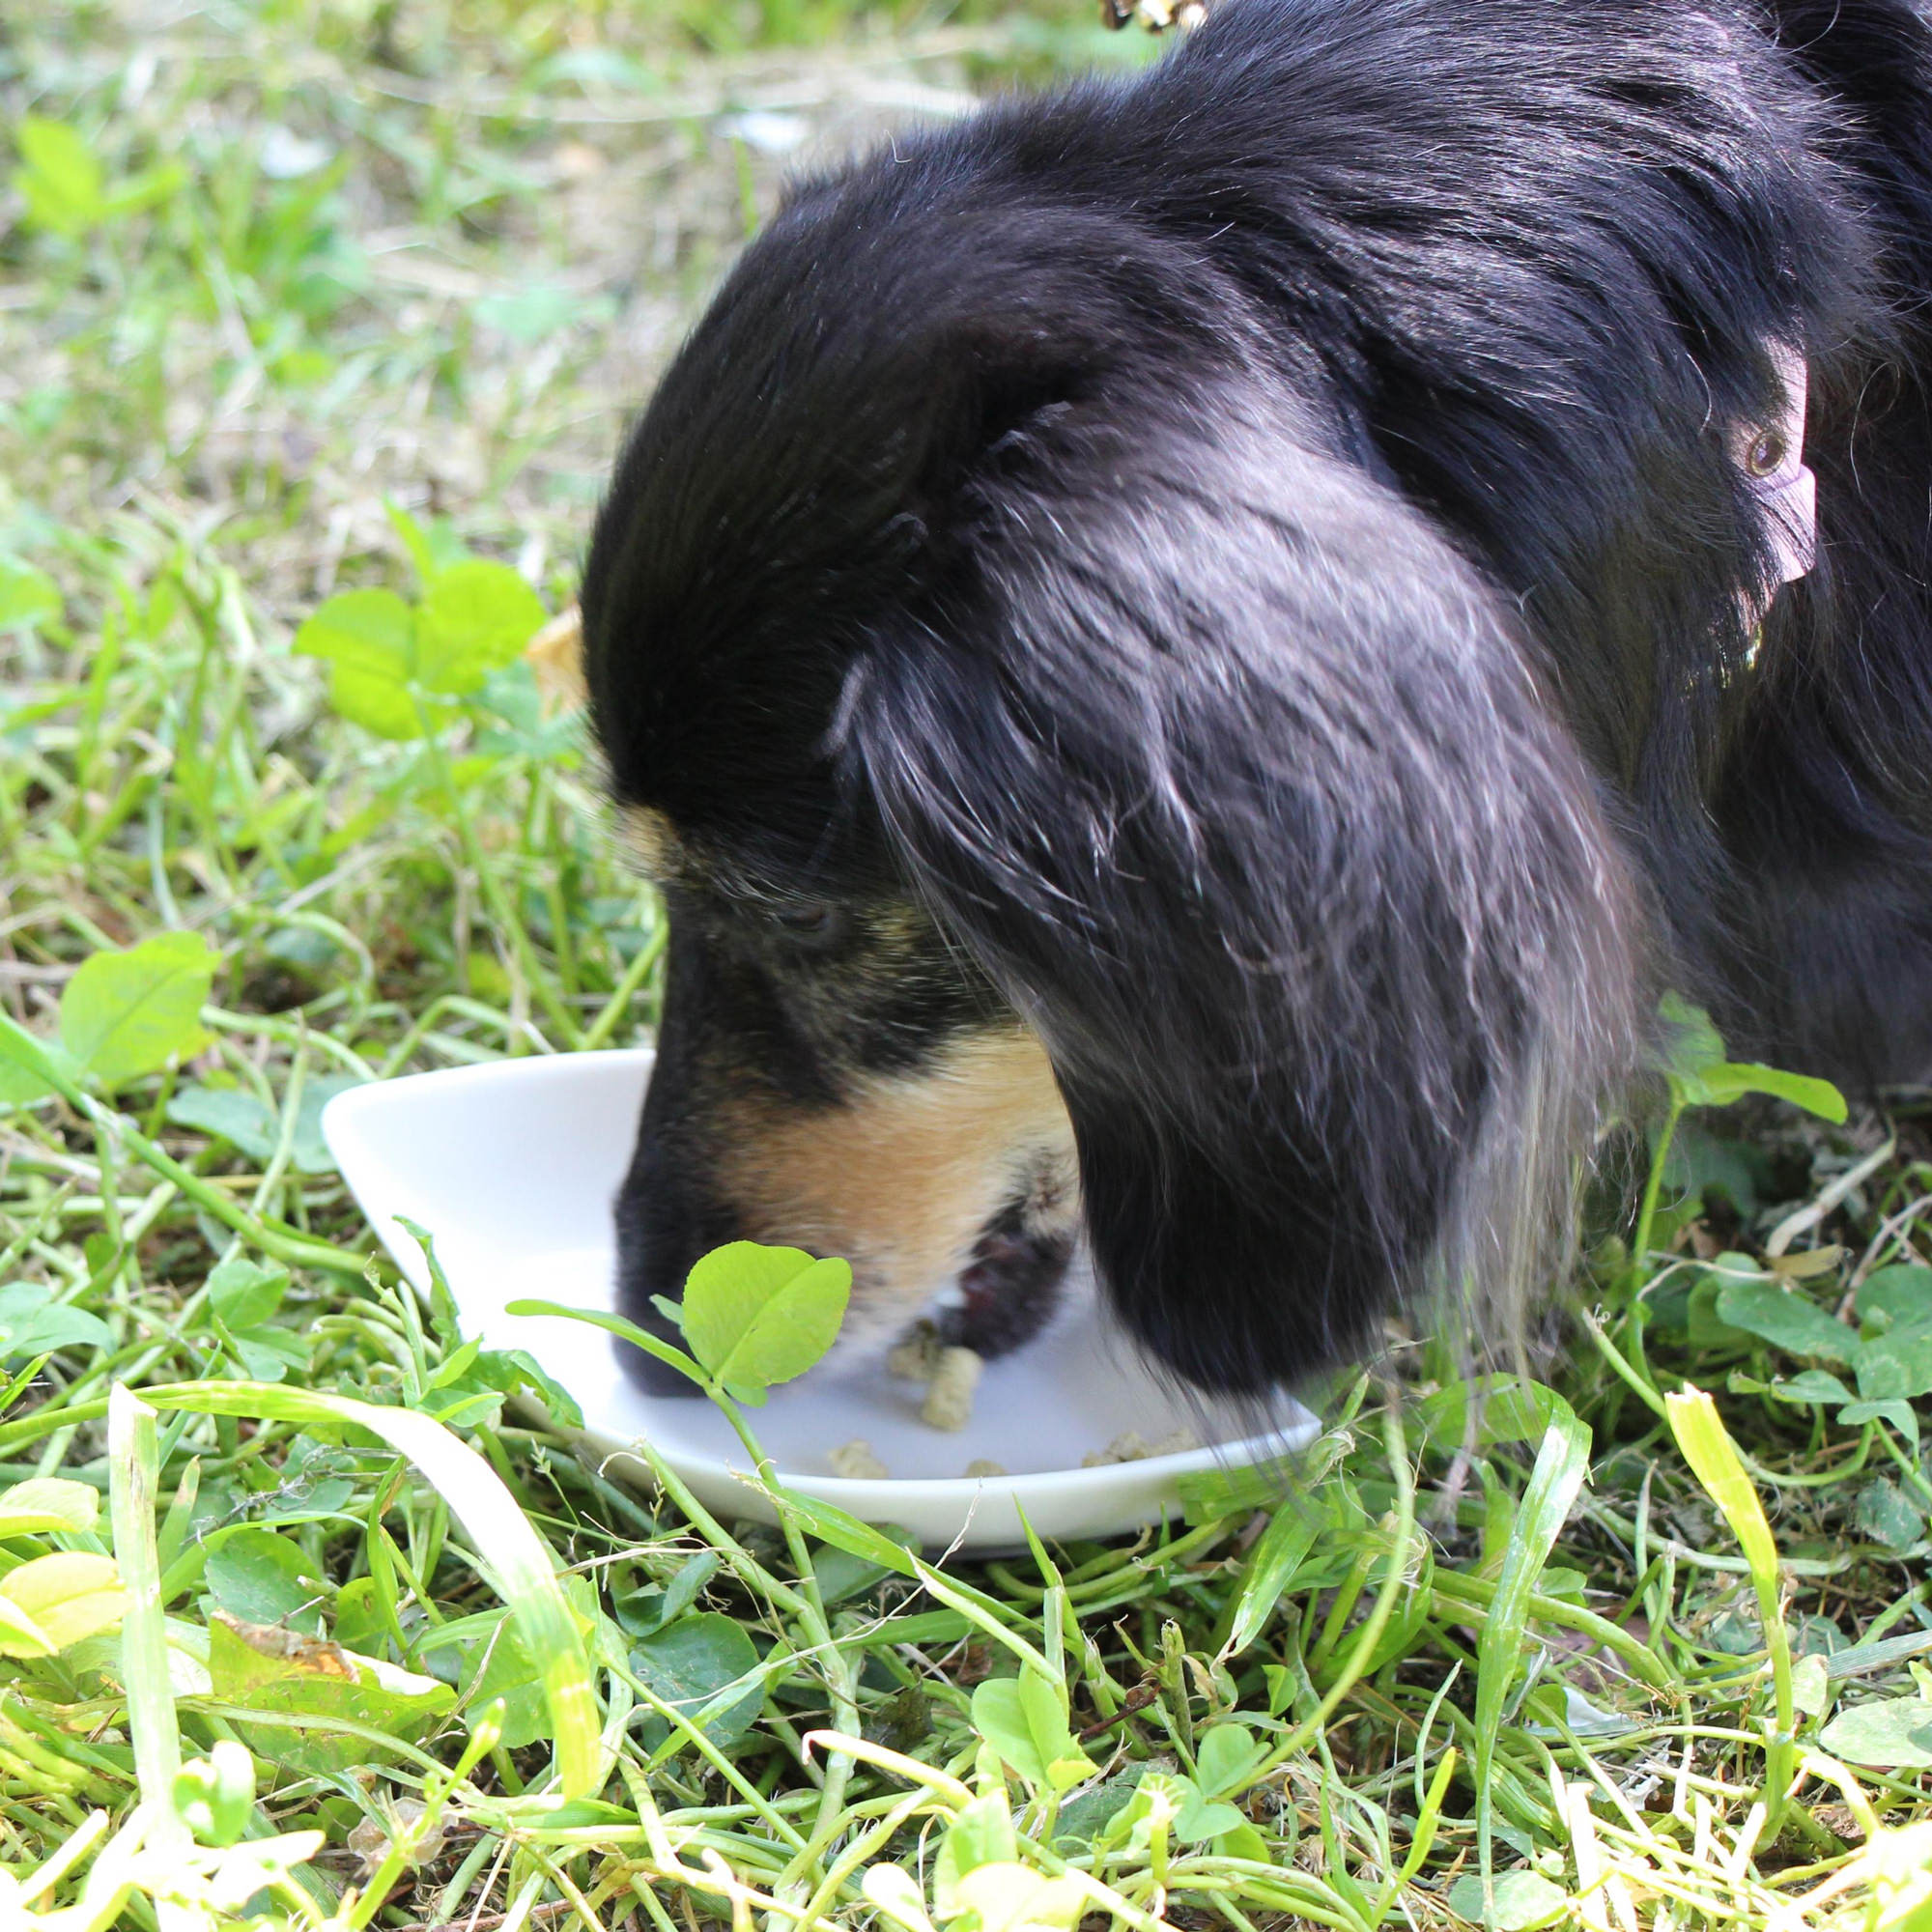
[5,1,1932,1926]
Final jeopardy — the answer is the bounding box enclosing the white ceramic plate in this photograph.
[321,1051,1315,1551]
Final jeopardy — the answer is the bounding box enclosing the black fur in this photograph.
[582,0,1932,1399]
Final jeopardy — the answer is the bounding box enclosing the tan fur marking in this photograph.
[525,604,587,712]
[619,805,681,880]
[715,1027,1078,1342]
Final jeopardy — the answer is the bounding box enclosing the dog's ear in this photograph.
[837,395,1643,1395]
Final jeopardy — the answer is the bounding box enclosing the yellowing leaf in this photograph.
[0,1477,99,1538]
[0,1552,126,1652]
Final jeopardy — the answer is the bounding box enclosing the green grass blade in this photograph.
[1474,1409,1591,1910]
[138,1379,603,1798]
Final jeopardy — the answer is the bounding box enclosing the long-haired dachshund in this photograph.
[578,0,1932,1400]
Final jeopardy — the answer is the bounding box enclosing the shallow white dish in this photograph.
[321,1051,1316,1552]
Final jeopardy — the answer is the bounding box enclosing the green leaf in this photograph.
[12,118,107,235]
[1416,1377,1575,1450]
[166,1075,363,1175]
[210,1615,454,1776]
[1193,1721,1266,1799]
[630,1611,763,1750]
[293,587,420,738]
[1473,1414,1591,1879]
[1218,1496,1320,1660]
[1690,1063,1847,1122]
[58,931,216,1091]
[0,1553,126,1654]
[1838,1399,1921,1448]
[413,560,547,696]
[204,1526,329,1634]
[1859,1267,1932,1337]
[933,1794,1017,1918]
[1448,1870,1570,1931]
[0,1476,99,1539]
[0,559,61,632]
[207,1255,290,1331]
[1657,994,1845,1120]
[677,1241,851,1402]
[1713,1280,1860,1365]
[970,1668,1095,1794]
[1857,1334,1932,1404]
[174,1740,256,1849]
[0,1283,112,1362]
[940,1863,1087,1932]
[1857,1480,1926,1552]
[1816,1696,1932,1770]
[1768,1370,1855,1406]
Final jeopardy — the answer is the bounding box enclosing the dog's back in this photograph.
[583,0,1932,1396]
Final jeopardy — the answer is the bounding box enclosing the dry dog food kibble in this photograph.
[921,1346,982,1432]
[1080,1428,1199,1467]
[888,1321,985,1431]
[827,1439,890,1479]
[963,1459,1008,1478]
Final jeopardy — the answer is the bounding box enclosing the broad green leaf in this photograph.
[1769,1370,1855,1406]
[207,1255,290,1331]
[1817,1696,1932,1769]
[12,117,106,235]
[0,1283,112,1361]
[0,560,61,631]
[941,1863,1087,1932]
[933,1794,1017,1918]
[630,1610,763,1749]
[1690,1062,1847,1122]
[0,1476,99,1538]
[1416,1376,1575,1450]
[1448,1869,1570,1931]
[1857,1479,1925,1552]
[863,1863,937,1932]
[174,1739,255,1848]
[167,1074,362,1175]
[1714,1280,1860,1364]
[1857,1333,1932,1404]
[1659,993,1726,1085]
[414,560,547,695]
[1839,1398,1922,1448]
[1193,1721,1266,1799]
[59,931,215,1091]
[204,1526,329,1634]
[293,587,418,738]
[1656,995,1845,1120]
[1050,1776,1141,1851]
[677,1241,852,1402]
[210,1615,453,1775]
[0,1552,126,1652]
[0,1596,53,1658]
[970,1667,1095,1794]
[1860,1267,1932,1336]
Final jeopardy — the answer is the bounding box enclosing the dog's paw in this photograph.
[1101,0,1208,33]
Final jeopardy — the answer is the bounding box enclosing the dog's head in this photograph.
[581,123,1642,1398]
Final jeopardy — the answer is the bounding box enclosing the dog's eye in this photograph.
[1745,429,1788,478]
[775,902,843,945]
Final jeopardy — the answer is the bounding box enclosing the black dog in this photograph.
[580,0,1932,1400]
